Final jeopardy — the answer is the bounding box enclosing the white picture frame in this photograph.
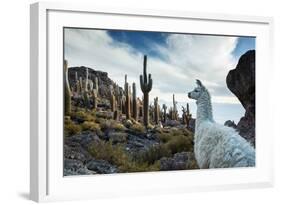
[30,2,274,202]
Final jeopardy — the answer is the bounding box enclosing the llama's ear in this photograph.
[196,79,203,87]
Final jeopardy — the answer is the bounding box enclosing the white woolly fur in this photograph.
[188,80,255,168]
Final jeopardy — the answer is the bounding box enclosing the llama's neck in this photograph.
[196,91,214,126]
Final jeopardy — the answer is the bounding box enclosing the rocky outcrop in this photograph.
[160,152,197,171]
[226,50,255,146]
[224,120,237,129]
[64,159,96,176]
[86,159,118,174]
[68,66,123,98]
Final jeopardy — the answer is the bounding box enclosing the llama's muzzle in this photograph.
[188,92,191,98]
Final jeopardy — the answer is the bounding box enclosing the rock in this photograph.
[65,131,100,150]
[86,159,118,174]
[108,131,127,144]
[125,132,160,154]
[68,66,124,99]
[64,144,91,162]
[224,120,237,129]
[187,118,196,133]
[226,50,255,146]
[64,159,96,176]
[160,152,197,171]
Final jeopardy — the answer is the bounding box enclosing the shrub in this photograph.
[108,132,127,143]
[130,123,145,133]
[96,111,112,119]
[72,110,95,122]
[64,119,81,137]
[156,128,194,154]
[100,120,126,131]
[165,134,193,154]
[89,140,127,166]
[81,121,101,132]
[135,144,171,165]
[89,140,161,173]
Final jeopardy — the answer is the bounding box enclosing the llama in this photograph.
[188,80,255,168]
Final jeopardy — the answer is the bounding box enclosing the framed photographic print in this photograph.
[30,2,274,202]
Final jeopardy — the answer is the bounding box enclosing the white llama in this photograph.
[188,80,255,168]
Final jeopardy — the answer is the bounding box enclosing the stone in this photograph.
[64,159,96,176]
[224,120,237,129]
[226,50,255,146]
[86,159,118,174]
[160,152,197,171]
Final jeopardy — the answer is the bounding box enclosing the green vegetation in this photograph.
[88,140,160,172]
[64,118,81,137]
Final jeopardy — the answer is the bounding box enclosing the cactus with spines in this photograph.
[168,107,173,120]
[129,85,133,115]
[89,80,94,91]
[182,106,187,124]
[121,95,126,114]
[154,97,160,124]
[83,92,90,108]
[132,82,138,120]
[94,76,99,96]
[172,94,178,120]
[124,75,131,119]
[162,104,167,123]
[85,68,89,92]
[92,89,98,109]
[113,110,118,120]
[186,103,190,115]
[79,77,83,93]
[140,55,153,127]
[110,86,116,112]
[64,60,72,116]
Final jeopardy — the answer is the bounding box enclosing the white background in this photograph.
[0,0,280,204]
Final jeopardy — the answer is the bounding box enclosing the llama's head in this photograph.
[188,79,207,100]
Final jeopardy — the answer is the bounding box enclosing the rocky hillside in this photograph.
[64,63,198,175]
[68,66,124,99]
[226,50,255,146]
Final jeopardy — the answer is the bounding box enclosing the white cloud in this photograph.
[65,28,244,122]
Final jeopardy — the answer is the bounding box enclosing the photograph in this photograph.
[63,27,256,176]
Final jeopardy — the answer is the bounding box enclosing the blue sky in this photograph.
[108,30,255,60]
[65,28,255,124]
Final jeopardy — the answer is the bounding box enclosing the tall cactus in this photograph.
[85,68,89,92]
[110,86,116,112]
[140,55,153,127]
[64,60,72,116]
[162,104,167,123]
[92,89,98,109]
[79,76,83,92]
[94,76,99,96]
[132,82,138,120]
[186,103,190,115]
[172,94,178,120]
[124,75,131,119]
[154,97,159,124]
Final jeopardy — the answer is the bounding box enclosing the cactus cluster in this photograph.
[66,55,193,131]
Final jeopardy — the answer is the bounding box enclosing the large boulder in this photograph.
[226,50,255,146]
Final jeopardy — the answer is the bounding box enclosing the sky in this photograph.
[64,28,255,124]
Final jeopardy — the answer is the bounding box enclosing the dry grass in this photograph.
[88,140,160,173]
[64,119,81,137]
